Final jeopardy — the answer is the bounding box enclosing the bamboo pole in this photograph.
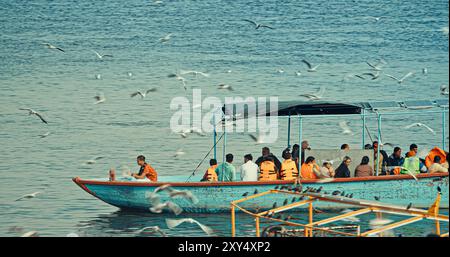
[231,204,236,237]
[255,217,260,237]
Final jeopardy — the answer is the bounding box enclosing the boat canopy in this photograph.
[222,99,448,119]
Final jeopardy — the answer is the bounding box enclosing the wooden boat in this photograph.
[73,173,448,213]
[73,99,449,213]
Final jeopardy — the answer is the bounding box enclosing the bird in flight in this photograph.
[15,192,42,201]
[39,131,51,138]
[243,19,274,30]
[85,156,104,165]
[385,72,414,84]
[404,123,436,135]
[301,59,320,72]
[300,87,325,100]
[130,88,157,99]
[248,133,268,144]
[440,85,449,95]
[134,226,167,237]
[179,70,210,78]
[159,33,172,43]
[94,93,106,104]
[167,73,187,91]
[217,84,233,91]
[42,43,65,52]
[92,50,113,59]
[339,121,354,135]
[19,108,48,124]
[173,149,185,158]
[166,218,214,236]
[366,60,385,71]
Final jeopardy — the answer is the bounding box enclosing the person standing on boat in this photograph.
[255,147,282,171]
[387,147,404,175]
[280,149,299,180]
[354,156,374,177]
[215,154,236,182]
[372,141,388,175]
[334,156,352,178]
[300,140,311,165]
[201,159,218,182]
[291,144,300,168]
[239,154,259,181]
[131,155,158,182]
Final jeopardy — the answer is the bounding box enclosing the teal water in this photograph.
[0,0,448,236]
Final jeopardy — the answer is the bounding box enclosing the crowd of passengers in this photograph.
[200,141,450,182]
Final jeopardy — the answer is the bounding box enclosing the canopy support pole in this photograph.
[213,116,217,160]
[287,114,291,149]
[361,109,366,149]
[298,115,303,162]
[442,109,447,150]
[376,113,382,176]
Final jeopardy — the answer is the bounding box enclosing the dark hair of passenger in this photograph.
[226,153,234,162]
[372,141,378,147]
[282,149,291,159]
[433,156,441,163]
[137,155,145,161]
[360,156,370,165]
[244,154,253,161]
[343,156,352,162]
[364,144,372,149]
[410,144,418,150]
[210,159,217,166]
[305,156,315,164]
[262,147,270,152]
[340,144,349,150]
[292,144,299,150]
[394,147,401,153]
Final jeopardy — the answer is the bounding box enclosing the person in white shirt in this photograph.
[240,154,259,181]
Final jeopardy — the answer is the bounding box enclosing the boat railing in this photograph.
[230,189,449,237]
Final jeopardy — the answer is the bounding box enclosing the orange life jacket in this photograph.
[300,163,319,179]
[425,147,447,168]
[205,165,218,182]
[280,159,299,180]
[259,160,278,181]
[392,166,402,175]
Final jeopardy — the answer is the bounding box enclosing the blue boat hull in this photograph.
[73,173,449,213]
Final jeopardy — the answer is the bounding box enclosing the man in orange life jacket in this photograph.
[280,148,299,180]
[131,155,158,182]
[201,159,218,182]
[255,147,282,171]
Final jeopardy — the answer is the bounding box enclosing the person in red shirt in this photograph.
[131,155,158,182]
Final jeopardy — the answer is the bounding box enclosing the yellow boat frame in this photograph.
[230,190,448,237]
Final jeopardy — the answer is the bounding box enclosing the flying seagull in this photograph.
[361,71,381,80]
[85,156,104,165]
[21,231,39,237]
[94,93,106,104]
[166,218,214,236]
[248,133,268,144]
[339,121,354,135]
[404,123,436,135]
[92,50,113,59]
[42,43,64,52]
[134,226,167,237]
[179,70,210,78]
[243,19,274,30]
[301,59,320,72]
[19,108,48,124]
[366,60,385,71]
[130,88,157,98]
[149,196,183,215]
[440,85,449,95]
[173,149,185,158]
[217,84,233,91]
[39,131,51,138]
[300,87,325,100]
[167,73,187,91]
[15,192,41,201]
[159,33,172,43]
[385,72,414,84]
[151,184,199,204]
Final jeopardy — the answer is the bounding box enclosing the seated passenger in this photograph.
[354,156,374,177]
[402,152,427,174]
[428,156,448,173]
[258,156,279,181]
[280,149,299,181]
[255,147,281,172]
[425,147,447,168]
[300,156,321,179]
[318,160,335,178]
[131,155,158,182]
[340,144,350,151]
[201,159,218,182]
[215,154,236,182]
[335,156,352,178]
[373,141,389,175]
[387,147,404,175]
[240,154,259,182]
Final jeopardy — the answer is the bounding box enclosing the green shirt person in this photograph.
[215,153,236,182]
